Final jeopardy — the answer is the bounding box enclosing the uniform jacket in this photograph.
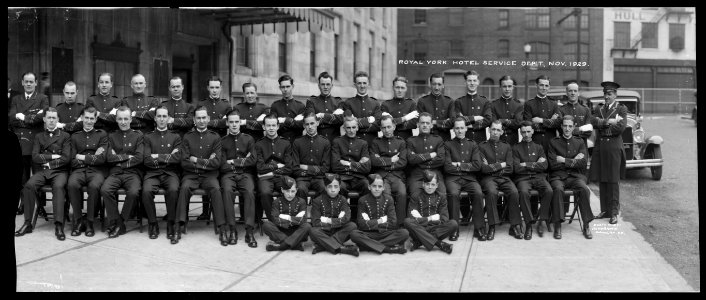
[304,94,344,130]
[292,134,330,179]
[154,98,195,135]
[121,93,161,131]
[255,135,293,176]
[512,140,548,181]
[235,102,269,139]
[69,128,108,176]
[106,129,144,176]
[32,129,72,173]
[443,137,482,179]
[547,135,588,182]
[331,135,370,179]
[271,196,308,229]
[270,97,306,141]
[490,96,523,131]
[310,193,351,230]
[198,97,231,135]
[179,128,222,175]
[381,97,418,135]
[452,93,492,131]
[523,96,562,134]
[220,131,257,175]
[357,193,397,232]
[143,128,182,179]
[559,101,592,139]
[370,135,407,180]
[56,101,84,134]
[589,102,628,182]
[407,191,450,226]
[478,139,513,177]
[341,94,382,133]
[406,133,445,170]
[8,91,48,155]
[86,93,120,131]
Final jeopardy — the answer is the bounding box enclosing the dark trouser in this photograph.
[101,173,141,224]
[141,174,179,223]
[350,228,410,253]
[19,155,31,208]
[258,176,286,222]
[515,177,551,224]
[296,177,326,201]
[177,173,223,225]
[382,176,407,226]
[221,172,256,228]
[404,218,458,250]
[407,168,446,199]
[550,178,594,224]
[445,176,484,229]
[468,129,488,144]
[262,221,311,247]
[481,176,519,226]
[599,182,620,217]
[340,177,368,224]
[309,222,357,254]
[23,171,68,224]
[67,170,104,222]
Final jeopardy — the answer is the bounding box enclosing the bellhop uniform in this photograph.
[155,98,195,137]
[381,97,418,141]
[67,128,109,223]
[370,135,408,226]
[341,94,382,146]
[255,135,293,221]
[142,128,182,224]
[547,135,594,225]
[305,94,344,143]
[406,132,447,198]
[235,102,269,141]
[121,93,160,133]
[21,128,71,224]
[55,101,85,134]
[590,102,627,218]
[350,193,410,253]
[331,135,371,197]
[9,91,48,186]
[512,140,551,224]
[176,128,223,225]
[559,101,592,142]
[270,97,306,143]
[478,139,521,226]
[309,193,357,254]
[101,129,144,226]
[403,191,458,250]
[443,136,484,229]
[523,95,562,155]
[452,93,492,143]
[490,96,523,145]
[416,93,454,141]
[86,93,120,132]
[220,131,257,229]
[198,97,231,137]
[262,196,311,249]
[292,133,330,200]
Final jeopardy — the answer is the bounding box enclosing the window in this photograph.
[498,9,509,29]
[310,33,316,77]
[497,39,509,58]
[563,42,589,62]
[528,41,550,62]
[641,22,658,48]
[669,23,685,51]
[236,35,249,67]
[525,8,549,29]
[448,8,462,26]
[450,40,463,57]
[414,9,426,25]
[279,34,287,73]
[334,34,339,79]
[614,22,631,48]
[562,8,589,29]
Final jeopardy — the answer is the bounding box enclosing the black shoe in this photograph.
[16,206,24,215]
[71,221,81,236]
[474,228,487,241]
[266,242,285,251]
[553,223,562,239]
[148,223,159,239]
[312,244,326,255]
[55,223,66,241]
[510,225,523,239]
[245,229,256,248]
[197,212,210,221]
[166,223,175,240]
[595,211,608,219]
[15,221,33,237]
[228,226,238,245]
[162,214,169,221]
[536,220,544,237]
[339,245,359,257]
[449,230,459,241]
[609,215,618,224]
[524,223,533,240]
[85,222,95,237]
[486,225,495,241]
[437,241,453,254]
[172,224,181,244]
[410,239,423,251]
[583,224,593,239]
[383,245,407,254]
[219,226,229,246]
[109,224,126,238]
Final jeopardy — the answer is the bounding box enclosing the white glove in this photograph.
[277,117,285,124]
[616,115,623,121]
[338,211,345,218]
[430,214,440,221]
[579,124,593,132]
[240,119,247,125]
[15,113,25,121]
[361,213,370,221]
[149,107,156,111]
[56,123,66,129]
[131,111,136,117]
[109,108,118,115]
[367,116,375,123]
[294,114,304,121]
[333,108,344,115]
[381,112,392,117]
[473,116,484,122]
[403,111,419,121]
[411,210,422,218]
[320,216,330,224]
[279,214,291,221]
[76,116,83,122]
[256,114,265,122]
[296,211,306,218]
[380,216,388,224]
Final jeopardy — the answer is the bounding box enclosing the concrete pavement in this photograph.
[14,186,695,292]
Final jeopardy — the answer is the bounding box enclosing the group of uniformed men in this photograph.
[10,69,626,255]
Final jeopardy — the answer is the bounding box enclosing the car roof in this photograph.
[581,90,641,99]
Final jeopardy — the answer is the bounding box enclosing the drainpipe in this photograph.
[221,21,233,106]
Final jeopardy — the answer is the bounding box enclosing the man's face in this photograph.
[44,111,58,130]
[131,75,146,94]
[536,79,550,97]
[208,80,222,98]
[318,77,332,96]
[344,120,358,137]
[368,178,384,197]
[604,90,617,106]
[422,176,438,195]
[500,79,514,98]
[520,125,534,142]
[566,83,579,103]
[98,75,113,95]
[489,123,503,141]
[380,118,395,138]
[418,115,432,134]
[354,76,369,95]
[155,108,170,130]
[279,79,293,99]
[430,77,444,96]
[562,119,575,137]
[465,74,479,93]
[82,111,97,131]
[393,81,407,99]
[227,114,241,134]
[170,78,184,99]
[63,85,77,104]
[453,120,467,139]
[194,110,210,130]
[244,86,257,104]
[264,118,279,138]
[325,179,340,198]
[116,110,132,131]
[282,184,297,201]
[304,116,318,136]
[22,74,37,94]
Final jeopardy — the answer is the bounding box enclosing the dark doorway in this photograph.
[173,69,192,103]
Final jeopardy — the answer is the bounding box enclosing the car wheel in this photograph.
[650,146,662,180]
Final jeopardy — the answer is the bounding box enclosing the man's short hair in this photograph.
[520,120,533,128]
[117,106,131,114]
[155,105,169,113]
[318,71,333,83]
[226,108,240,117]
[499,75,516,86]
[354,71,369,83]
[64,81,77,90]
[98,72,113,83]
[131,74,145,82]
[44,106,58,114]
[343,115,357,123]
[207,76,222,85]
[21,72,36,81]
[453,116,466,125]
[419,112,433,120]
[380,115,394,123]
[242,82,258,92]
[429,73,444,84]
[491,119,503,127]
[562,115,575,123]
[535,74,550,84]
[194,106,208,114]
[464,70,480,80]
[82,106,97,116]
[278,74,294,85]
[392,76,408,85]
[264,113,279,123]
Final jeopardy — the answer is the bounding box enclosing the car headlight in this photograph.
[633,128,645,143]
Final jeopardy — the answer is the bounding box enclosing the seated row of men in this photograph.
[14,101,594,249]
